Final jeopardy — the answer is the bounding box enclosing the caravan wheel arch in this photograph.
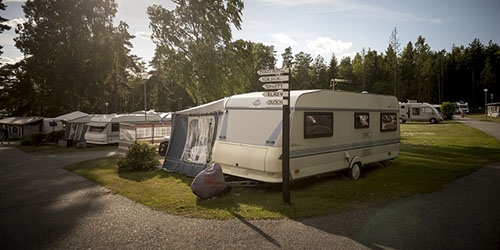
[345,153,363,180]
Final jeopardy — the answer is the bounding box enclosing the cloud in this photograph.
[305,37,353,55]
[272,33,299,47]
[1,18,25,29]
[135,31,152,40]
[258,0,442,24]
[0,56,20,65]
[4,0,26,2]
[0,34,15,46]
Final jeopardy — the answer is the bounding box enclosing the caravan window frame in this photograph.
[354,112,370,129]
[111,123,120,132]
[380,112,398,132]
[304,112,333,139]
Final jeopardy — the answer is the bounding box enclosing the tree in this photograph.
[352,52,364,92]
[293,51,313,89]
[0,0,10,57]
[337,57,353,91]
[311,55,329,89]
[387,27,401,96]
[400,41,415,101]
[14,0,135,116]
[147,0,244,105]
[328,53,338,81]
[281,47,294,68]
[465,38,485,106]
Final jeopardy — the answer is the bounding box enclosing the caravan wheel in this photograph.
[349,162,362,180]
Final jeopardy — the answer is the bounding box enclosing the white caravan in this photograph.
[399,102,444,124]
[210,90,400,183]
[85,113,161,144]
[455,102,469,114]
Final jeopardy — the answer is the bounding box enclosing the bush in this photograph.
[441,102,456,120]
[47,130,64,142]
[21,138,33,146]
[117,141,159,172]
[30,132,47,146]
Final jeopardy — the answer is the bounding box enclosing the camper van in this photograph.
[400,102,443,124]
[455,102,469,114]
[163,90,400,183]
[85,114,161,144]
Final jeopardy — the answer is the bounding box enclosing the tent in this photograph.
[54,111,89,122]
[59,114,91,146]
[163,98,227,177]
[0,117,44,139]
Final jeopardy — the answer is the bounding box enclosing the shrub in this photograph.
[21,138,33,146]
[117,141,159,172]
[441,102,456,120]
[30,132,47,146]
[47,130,64,142]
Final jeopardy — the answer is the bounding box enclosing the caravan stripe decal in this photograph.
[290,138,400,158]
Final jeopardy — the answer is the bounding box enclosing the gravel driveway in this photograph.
[1,119,499,250]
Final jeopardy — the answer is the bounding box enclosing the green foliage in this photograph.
[147,0,245,105]
[117,141,159,172]
[8,0,136,116]
[441,102,456,119]
[29,132,46,146]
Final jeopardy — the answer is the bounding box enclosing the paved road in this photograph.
[1,120,500,250]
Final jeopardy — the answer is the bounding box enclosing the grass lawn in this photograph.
[64,121,500,220]
[465,113,500,123]
[18,143,117,154]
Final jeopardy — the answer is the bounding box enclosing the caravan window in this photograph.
[304,112,333,138]
[355,112,370,129]
[411,108,420,116]
[111,123,120,132]
[422,107,433,114]
[380,113,398,132]
[89,126,105,133]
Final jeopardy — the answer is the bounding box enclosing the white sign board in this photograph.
[259,75,289,83]
[263,91,289,97]
[266,99,284,105]
[261,83,289,90]
[257,68,290,76]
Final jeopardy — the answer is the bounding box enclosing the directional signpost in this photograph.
[258,67,291,205]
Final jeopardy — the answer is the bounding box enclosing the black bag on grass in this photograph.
[191,162,226,199]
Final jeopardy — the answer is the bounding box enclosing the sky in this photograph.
[1,0,500,67]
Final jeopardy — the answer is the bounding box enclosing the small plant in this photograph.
[441,102,456,120]
[117,141,159,172]
[30,132,47,146]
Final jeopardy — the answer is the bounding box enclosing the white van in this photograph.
[456,102,469,114]
[210,90,400,183]
[400,102,444,124]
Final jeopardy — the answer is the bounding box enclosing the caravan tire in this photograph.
[430,118,437,124]
[349,162,362,180]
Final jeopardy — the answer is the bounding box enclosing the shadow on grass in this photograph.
[195,142,500,219]
[117,166,193,185]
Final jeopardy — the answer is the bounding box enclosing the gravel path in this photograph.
[1,119,499,250]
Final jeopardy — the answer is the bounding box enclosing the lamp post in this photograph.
[141,73,150,122]
[105,102,109,114]
[484,88,488,120]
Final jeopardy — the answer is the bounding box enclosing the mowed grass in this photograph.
[64,122,500,219]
